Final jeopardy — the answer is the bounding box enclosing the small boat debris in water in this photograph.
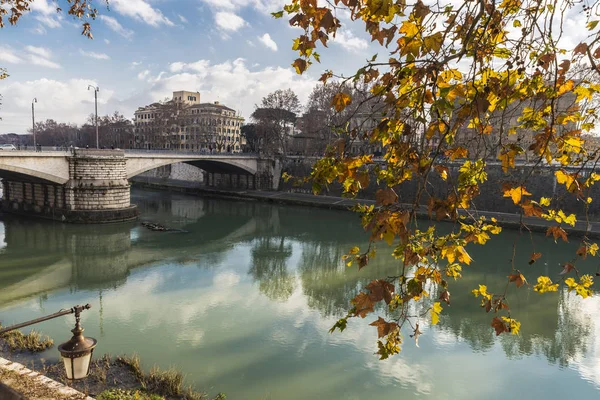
[141,222,189,233]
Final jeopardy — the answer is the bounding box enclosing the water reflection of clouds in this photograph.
[568,295,600,389]
[0,222,5,252]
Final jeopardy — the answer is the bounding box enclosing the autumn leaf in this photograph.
[292,58,308,74]
[508,272,527,288]
[370,317,398,338]
[547,226,569,243]
[560,263,575,275]
[503,186,532,205]
[375,188,398,206]
[367,279,395,304]
[491,317,508,336]
[352,292,375,318]
[431,302,443,325]
[534,276,559,293]
[439,290,451,305]
[331,92,352,112]
[528,252,542,265]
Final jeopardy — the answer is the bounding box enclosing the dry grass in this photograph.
[116,354,224,400]
[0,325,54,353]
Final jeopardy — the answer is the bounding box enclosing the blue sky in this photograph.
[0,0,376,133]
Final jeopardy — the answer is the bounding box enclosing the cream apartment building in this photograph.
[133,91,245,152]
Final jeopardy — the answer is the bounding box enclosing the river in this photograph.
[0,188,599,399]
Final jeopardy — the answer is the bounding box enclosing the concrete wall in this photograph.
[280,159,600,218]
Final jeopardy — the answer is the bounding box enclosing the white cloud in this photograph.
[110,0,174,27]
[178,14,188,23]
[28,55,60,69]
[215,11,247,31]
[25,46,52,59]
[258,33,277,51]
[104,39,110,45]
[79,49,111,60]
[138,70,151,80]
[200,0,288,13]
[331,30,368,52]
[0,78,114,133]
[28,0,55,15]
[168,60,210,73]
[131,61,142,68]
[100,15,134,39]
[147,58,316,119]
[246,40,255,47]
[34,14,62,28]
[31,24,47,35]
[0,47,23,64]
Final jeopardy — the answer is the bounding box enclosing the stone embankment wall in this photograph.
[280,158,600,217]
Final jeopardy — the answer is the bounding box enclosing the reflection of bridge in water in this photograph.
[0,195,282,305]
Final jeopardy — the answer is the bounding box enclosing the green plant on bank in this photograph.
[117,355,225,400]
[0,325,53,352]
[276,0,600,359]
[97,389,165,400]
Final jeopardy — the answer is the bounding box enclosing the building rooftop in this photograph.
[189,102,236,113]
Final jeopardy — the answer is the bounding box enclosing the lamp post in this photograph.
[32,98,37,149]
[0,304,97,380]
[88,85,100,149]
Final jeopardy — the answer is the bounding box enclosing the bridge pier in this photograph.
[1,149,138,223]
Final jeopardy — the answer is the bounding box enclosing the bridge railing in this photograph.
[123,149,259,157]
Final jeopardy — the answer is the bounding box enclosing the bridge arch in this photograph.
[125,157,258,179]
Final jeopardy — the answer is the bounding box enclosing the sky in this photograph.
[0,0,376,134]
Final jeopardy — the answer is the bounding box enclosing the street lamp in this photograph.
[88,85,100,149]
[32,98,37,149]
[0,304,97,380]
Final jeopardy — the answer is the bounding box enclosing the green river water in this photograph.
[0,188,599,399]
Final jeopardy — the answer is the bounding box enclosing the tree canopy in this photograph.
[278,0,600,359]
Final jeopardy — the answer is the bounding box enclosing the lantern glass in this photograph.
[61,352,92,380]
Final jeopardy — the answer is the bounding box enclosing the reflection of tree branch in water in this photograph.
[249,236,295,301]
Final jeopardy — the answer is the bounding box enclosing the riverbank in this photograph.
[132,177,600,238]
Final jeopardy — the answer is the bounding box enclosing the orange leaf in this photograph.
[351,292,375,318]
[547,226,569,243]
[491,317,508,336]
[367,279,395,304]
[369,317,398,338]
[375,188,398,206]
[529,252,542,265]
[508,273,527,288]
[331,92,352,112]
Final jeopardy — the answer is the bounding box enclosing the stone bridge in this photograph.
[0,149,280,223]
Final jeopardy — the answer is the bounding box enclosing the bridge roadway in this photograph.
[0,149,279,223]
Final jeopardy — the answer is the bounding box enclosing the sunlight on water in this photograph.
[0,188,599,399]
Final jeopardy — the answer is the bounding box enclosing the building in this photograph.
[133,91,245,152]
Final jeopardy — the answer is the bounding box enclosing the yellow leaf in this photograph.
[399,20,419,37]
[503,186,532,205]
[331,92,352,112]
[540,197,551,206]
[431,302,442,325]
[534,276,559,293]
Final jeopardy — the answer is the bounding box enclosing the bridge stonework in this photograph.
[0,150,275,223]
[1,149,138,223]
